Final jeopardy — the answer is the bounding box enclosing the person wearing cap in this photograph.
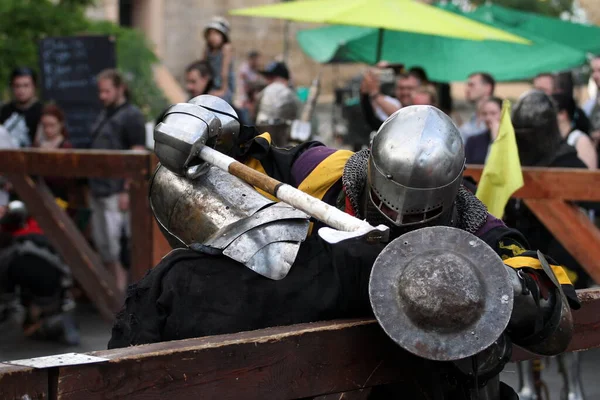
[202,16,235,104]
[254,61,301,129]
[0,67,43,147]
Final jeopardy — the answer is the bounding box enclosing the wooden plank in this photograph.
[0,149,151,179]
[57,320,421,400]
[7,175,120,321]
[465,165,600,201]
[524,199,600,284]
[129,154,153,283]
[53,289,600,400]
[0,363,48,400]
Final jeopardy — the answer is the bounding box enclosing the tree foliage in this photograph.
[469,0,575,17]
[86,21,168,119]
[0,0,167,119]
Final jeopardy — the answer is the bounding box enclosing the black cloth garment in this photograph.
[0,101,43,147]
[108,235,383,348]
[464,130,491,165]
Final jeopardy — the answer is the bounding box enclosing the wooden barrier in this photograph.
[0,149,170,321]
[465,165,600,283]
[1,288,598,400]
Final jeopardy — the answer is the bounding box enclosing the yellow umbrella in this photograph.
[230,0,529,50]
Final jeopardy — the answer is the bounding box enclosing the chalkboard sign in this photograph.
[39,35,116,147]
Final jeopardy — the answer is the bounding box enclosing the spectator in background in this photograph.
[185,60,214,99]
[360,70,420,131]
[507,89,593,288]
[238,50,264,124]
[395,72,421,108]
[361,69,401,121]
[89,69,146,295]
[202,16,235,104]
[408,67,428,87]
[0,125,16,220]
[464,97,502,165]
[584,56,600,146]
[36,105,74,201]
[255,61,300,125]
[533,72,556,96]
[460,72,495,142]
[553,93,597,169]
[411,85,438,107]
[0,67,43,148]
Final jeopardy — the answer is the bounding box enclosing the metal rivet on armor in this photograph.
[386,174,393,180]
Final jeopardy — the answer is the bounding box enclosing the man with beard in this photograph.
[184,60,214,99]
[0,67,43,148]
[89,69,146,295]
[111,97,578,399]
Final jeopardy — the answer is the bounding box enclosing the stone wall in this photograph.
[161,0,362,92]
[579,0,600,24]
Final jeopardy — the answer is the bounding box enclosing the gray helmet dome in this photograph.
[368,105,465,227]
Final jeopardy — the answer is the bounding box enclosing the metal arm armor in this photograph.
[504,264,574,356]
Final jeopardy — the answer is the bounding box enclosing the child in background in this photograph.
[35,104,73,202]
[203,16,235,104]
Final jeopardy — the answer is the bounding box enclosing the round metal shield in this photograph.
[369,226,514,361]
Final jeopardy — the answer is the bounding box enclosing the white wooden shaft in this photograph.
[198,146,372,233]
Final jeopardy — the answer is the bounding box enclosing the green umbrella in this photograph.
[296,8,588,82]
[466,3,600,55]
[230,0,529,62]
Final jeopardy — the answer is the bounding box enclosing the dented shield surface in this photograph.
[149,164,310,280]
[369,226,514,361]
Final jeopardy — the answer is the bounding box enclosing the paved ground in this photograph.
[0,304,111,361]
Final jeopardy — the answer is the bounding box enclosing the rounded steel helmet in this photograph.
[368,105,465,227]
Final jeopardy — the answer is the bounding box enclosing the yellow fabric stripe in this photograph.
[256,132,272,145]
[244,157,278,202]
[503,256,574,286]
[498,241,526,257]
[298,150,354,200]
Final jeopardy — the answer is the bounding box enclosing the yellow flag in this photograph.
[475,100,524,218]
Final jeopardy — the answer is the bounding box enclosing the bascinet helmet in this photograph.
[368,105,465,228]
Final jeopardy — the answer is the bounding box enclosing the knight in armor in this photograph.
[0,201,79,345]
[111,96,578,399]
[253,61,302,147]
[506,89,589,400]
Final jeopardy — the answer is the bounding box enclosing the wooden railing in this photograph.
[0,149,170,321]
[465,165,600,283]
[1,150,599,319]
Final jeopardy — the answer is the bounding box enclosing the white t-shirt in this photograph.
[567,129,585,147]
[373,95,401,121]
